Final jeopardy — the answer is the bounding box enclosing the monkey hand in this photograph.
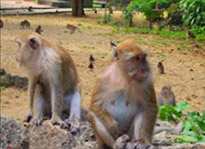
[107,120,122,138]
[126,139,150,149]
[65,118,80,135]
[51,116,68,129]
[114,134,130,149]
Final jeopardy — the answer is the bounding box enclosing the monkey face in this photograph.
[162,86,171,97]
[120,52,150,81]
[15,34,40,68]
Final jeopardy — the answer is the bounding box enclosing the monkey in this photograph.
[93,8,97,14]
[89,54,95,62]
[87,39,158,149]
[66,24,80,34]
[158,86,176,106]
[35,25,43,35]
[15,33,81,132]
[187,31,195,38]
[20,20,30,28]
[88,61,94,70]
[157,61,165,74]
[0,19,3,28]
[28,6,33,12]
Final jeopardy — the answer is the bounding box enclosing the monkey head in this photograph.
[15,33,42,69]
[110,39,151,82]
[161,86,172,97]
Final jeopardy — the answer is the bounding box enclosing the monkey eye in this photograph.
[136,56,140,61]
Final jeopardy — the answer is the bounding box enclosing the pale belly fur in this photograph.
[105,91,138,130]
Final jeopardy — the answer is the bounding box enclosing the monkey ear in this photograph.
[29,37,39,50]
[15,38,22,46]
[110,41,118,60]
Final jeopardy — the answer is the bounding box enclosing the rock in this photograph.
[1,116,205,149]
[0,117,29,149]
[29,121,97,149]
[0,68,6,76]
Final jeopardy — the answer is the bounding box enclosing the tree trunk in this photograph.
[72,0,85,17]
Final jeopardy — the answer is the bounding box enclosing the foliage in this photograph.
[158,101,190,121]
[98,15,112,25]
[158,102,205,143]
[124,0,170,28]
[174,111,205,143]
[180,0,205,27]
[121,7,134,27]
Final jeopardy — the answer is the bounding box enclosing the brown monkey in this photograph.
[0,19,3,28]
[20,20,30,28]
[93,8,97,14]
[66,24,80,34]
[158,86,176,106]
[187,31,195,38]
[15,33,81,132]
[28,6,33,12]
[35,25,43,35]
[157,61,165,74]
[88,39,158,149]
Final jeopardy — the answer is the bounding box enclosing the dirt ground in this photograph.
[1,11,205,122]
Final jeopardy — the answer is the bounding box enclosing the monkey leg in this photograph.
[127,109,157,149]
[64,91,81,134]
[87,111,117,148]
[32,85,47,126]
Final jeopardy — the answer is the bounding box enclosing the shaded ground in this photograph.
[1,11,205,122]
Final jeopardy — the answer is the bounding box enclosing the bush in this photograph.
[180,0,205,27]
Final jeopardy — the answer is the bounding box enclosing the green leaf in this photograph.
[175,102,190,112]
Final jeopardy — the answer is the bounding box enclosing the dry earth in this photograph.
[1,11,205,122]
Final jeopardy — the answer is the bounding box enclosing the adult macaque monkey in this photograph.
[15,33,81,132]
[88,39,158,149]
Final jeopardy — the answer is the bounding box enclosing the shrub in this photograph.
[180,0,205,27]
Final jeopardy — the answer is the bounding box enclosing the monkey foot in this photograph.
[65,118,80,135]
[126,139,150,149]
[23,114,32,123]
[32,117,43,126]
[51,117,68,129]
[114,134,130,149]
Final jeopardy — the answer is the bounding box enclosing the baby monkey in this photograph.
[35,25,43,35]
[66,24,80,34]
[158,86,176,106]
[20,20,30,28]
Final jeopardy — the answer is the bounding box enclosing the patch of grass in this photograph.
[63,30,68,33]
[79,46,94,50]
[136,39,147,45]
[178,45,191,51]
[96,52,109,57]
[115,40,122,43]
[157,52,166,60]
[77,23,83,27]
[160,41,170,46]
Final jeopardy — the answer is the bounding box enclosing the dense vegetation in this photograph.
[97,0,205,41]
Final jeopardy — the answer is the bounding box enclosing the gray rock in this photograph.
[1,116,204,149]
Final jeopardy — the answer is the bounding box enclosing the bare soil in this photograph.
[1,11,205,122]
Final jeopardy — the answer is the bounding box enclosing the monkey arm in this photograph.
[28,76,38,116]
[135,85,158,144]
[90,101,122,138]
